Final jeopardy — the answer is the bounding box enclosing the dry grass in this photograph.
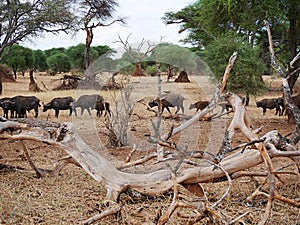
[0,72,300,224]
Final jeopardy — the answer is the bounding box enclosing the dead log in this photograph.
[1,115,300,223]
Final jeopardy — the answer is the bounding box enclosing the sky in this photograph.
[23,0,192,51]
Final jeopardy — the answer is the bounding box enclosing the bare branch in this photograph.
[219,51,238,93]
[264,20,300,144]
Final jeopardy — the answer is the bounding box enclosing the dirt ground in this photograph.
[0,73,299,225]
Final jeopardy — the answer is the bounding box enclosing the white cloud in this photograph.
[23,0,191,50]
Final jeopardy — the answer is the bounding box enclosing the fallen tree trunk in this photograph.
[1,117,299,218]
[0,118,264,198]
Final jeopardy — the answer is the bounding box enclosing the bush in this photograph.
[204,34,267,95]
[146,65,157,76]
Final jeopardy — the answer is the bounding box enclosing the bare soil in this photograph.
[0,73,299,224]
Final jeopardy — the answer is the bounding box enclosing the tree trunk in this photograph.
[13,70,17,80]
[0,72,2,95]
[287,17,299,92]
[28,69,42,92]
[85,27,93,70]
[167,65,173,82]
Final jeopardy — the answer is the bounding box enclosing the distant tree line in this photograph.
[0,44,115,79]
[0,0,125,94]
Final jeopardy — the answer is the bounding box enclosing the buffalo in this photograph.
[148,93,185,114]
[0,97,15,118]
[93,101,111,117]
[256,98,281,116]
[43,96,74,118]
[276,97,285,115]
[189,100,210,112]
[14,95,41,118]
[1,95,41,118]
[189,99,232,113]
[72,94,104,116]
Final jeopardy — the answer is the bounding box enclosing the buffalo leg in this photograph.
[55,109,59,118]
[165,107,171,114]
[81,108,85,116]
[87,108,92,116]
[34,108,38,118]
[73,108,77,116]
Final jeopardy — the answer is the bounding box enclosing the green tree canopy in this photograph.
[66,44,87,70]
[150,43,198,72]
[33,50,48,72]
[204,35,266,95]
[163,0,300,91]
[46,53,71,74]
[163,0,299,56]
[92,45,115,58]
[44,48,67,58]
[66,44,116,71]
[0,0,77,61]
[2,44,34,79]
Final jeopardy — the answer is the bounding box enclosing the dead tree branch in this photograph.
[264,20,300,144]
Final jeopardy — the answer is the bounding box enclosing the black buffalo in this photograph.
[276,97,285,115]
[14,95,41,118]
[43,96,74,118]
[256,98,281,116]
[72,94,104,116]
[148,93,185,114]
[93,101,111,117]
[1,96,41,118]
[0,97,15,118]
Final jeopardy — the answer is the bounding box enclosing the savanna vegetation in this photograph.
[0,0,300,224]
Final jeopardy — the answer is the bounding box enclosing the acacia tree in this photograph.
[0,0,77,60]
[76,0,125,70]
[0,0,77,94]
[149,43,198,81]
[163,0,300,90]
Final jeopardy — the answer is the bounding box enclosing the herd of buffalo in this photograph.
[0,92,299,120]
[0,94,111,119]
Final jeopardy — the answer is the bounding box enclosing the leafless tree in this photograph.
[116,34,156,76]
[104,77,135,147]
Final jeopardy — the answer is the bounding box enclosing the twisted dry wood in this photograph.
[0,105,299,224]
